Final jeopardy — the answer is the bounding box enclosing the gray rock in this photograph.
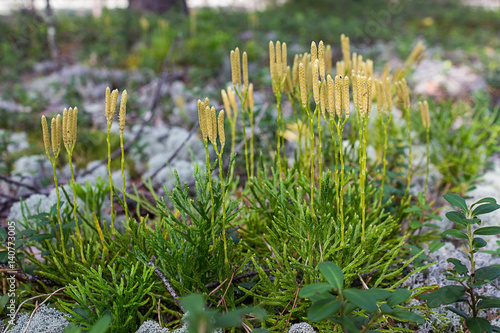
[164,127,204,161]
[136,320,170,333]
[12,155,51,179]
[0,130,29,154]
[6,305,69,333]
[144,158,198,192]
[412,59,486,99]
[288,322,315,333]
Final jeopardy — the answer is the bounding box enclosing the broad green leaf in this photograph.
[472,197,497,207]
[307,299,342,321]
[418,285,466,308]
[217,307,266,327]
[87,315,112,333]
[387,289,411,306]
[410,220,423,229]
[429,239,445,253]
[446,211,469,226]
[404,206,421,213]
[443,229,468,239]
[447,258,468,275]
[390,311,425,324]
[472,203,500,216]
[380,303,394,313]
[252,330,270,333]
[446,306,468,318]
[475,265,500,281]
[475,227,500,236]
[472,237,487,248]
[364,288,392,301]
[465,317,492,333]
[318,261,344,290]
[0,227,7,243]
[444,193,468,212]
[299,283,333,299]
[478,296,500,309]
[181,294,205,314]
[343,289,377,312]
[493,325,500,333]
[64,325,82,333]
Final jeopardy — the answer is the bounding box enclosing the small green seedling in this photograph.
[420,193,500,333]
[299,261,424,333]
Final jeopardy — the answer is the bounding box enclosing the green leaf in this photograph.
[318,261,344,290]
[64,325,82,333]
[472,237,487,248]
[418,285,466,308]
[87,314,112,333]
[390,311,425,324]
[447,258,468,275]
[307,299,342,322]
[181,294,205,314]
[465,317,492,333]
[474,227,500,236]
[343,289,378,312]
[473,197,497,207]
[429,240,445,253]
[472,203,500,216]
[443,229,468,239]
[478,296,500,309]
[380,303,394,313]
[364,289,392,301]
[28,234,54,242]
[387,289,411,306]
[444,193,468,212]
[446,211,469,226]
[217,307,267,327]
[446,306,468,319]
[299,283,334,299]
[0,227,7,243]
[252,330,270,333]
[475,265,500,281]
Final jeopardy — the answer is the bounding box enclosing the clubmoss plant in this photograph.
[376,78,393,207]
[418,100,431,196]
[62,106,85,262]
[230,47,253,179]
[395,79,412,200]
[104,87,119,233]
[41,114,67,264]
[352,72,372,242]
[119,90,129,225]
[269,41,290,178]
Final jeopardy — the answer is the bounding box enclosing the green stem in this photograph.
[235,88,250,180]
[379,114,391,206]
[328,119,340,219]
[217,149,228,269]
[336,119,346,245]
[68,152,85,262]
[317,108,322,202]
[404,106,412,199]
[275,87,283,177]
[309,107,317,217]
[50,158,67,264]
[424,127,430,196]
[106,121,115,234]
[249,105,255,179]
[205,142,215,247]
[360,114,368,242]
[120,134,129,226]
